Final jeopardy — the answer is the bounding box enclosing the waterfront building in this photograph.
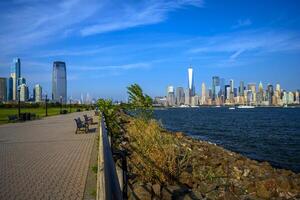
[220,78,225,97]
[0,77,7,102]
[191,95,199,106]
[225,85,230,100]
[296,90,300,104]
[188,67,195,96]
[153,96,167,106]
[201,82,206,105]
[248,83,256,103]
[267,84,274,105]
[212,76,220,100]
[184,88,190,105]
[52,61,67,103]
[167,86,175,106]
[239,81,244,96]
[19,84,29,102]
[288,92,294,104]
[7,77,13,101]
[176,87,185,105]
[34,84,42,102]
[11,58,21,101]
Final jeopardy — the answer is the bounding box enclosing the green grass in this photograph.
[0,107,79,125]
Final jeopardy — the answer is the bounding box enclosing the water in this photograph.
[153,107,300,173]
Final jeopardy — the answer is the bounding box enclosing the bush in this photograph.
[126,117,190,184]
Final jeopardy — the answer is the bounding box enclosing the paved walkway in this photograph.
[0,111,97,200]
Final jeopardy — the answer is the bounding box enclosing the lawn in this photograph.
[0,107,79,125]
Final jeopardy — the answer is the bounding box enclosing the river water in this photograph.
[154,107,300,173]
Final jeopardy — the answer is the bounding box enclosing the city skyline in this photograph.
[0,0,300,100]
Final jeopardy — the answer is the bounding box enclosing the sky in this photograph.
[0,0,300,101]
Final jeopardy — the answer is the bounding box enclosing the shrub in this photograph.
[126,117,190,184]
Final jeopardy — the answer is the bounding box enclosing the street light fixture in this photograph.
[69,98,72,113]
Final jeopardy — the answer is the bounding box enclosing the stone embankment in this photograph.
[119,114,300,200]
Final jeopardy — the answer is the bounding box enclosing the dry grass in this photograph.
[125,118,190,184]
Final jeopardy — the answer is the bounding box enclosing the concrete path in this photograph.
[0,111,97,200]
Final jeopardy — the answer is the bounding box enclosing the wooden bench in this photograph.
[83,114,93,125]
[74,118,88,134]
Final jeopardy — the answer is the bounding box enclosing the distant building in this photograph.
[11,58,21,100]
[225,85,230,100]
[201,82,206,105]
[7,77,13,101]
[0,77,7,102]
[212,76,220,100]
[19,84,29,102]
[239,81,244,96]
[175,87,185,105]
[184,88,190,105]
[34,84,42,102]
[52,61,67,103]
[188,67,195,96]
[167,86,175,106]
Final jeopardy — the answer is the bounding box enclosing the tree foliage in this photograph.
[127,84,153,120]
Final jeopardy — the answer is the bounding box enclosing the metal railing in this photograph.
[97,114,123,200]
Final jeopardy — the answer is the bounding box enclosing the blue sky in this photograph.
[0,0,300,100]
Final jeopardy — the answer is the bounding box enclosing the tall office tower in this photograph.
[175,87,185,105]
[239,81,244,96]
[188,67,195,96]
[11,58,21,100]
[266,84,274,105]
[52,61,67,103]
[19,84,29,102]
[0,78,7,102]
[184,88,190,105]
[225,85,230,100]
[276,84,281,93]
[220,78,225,95]
[282,91,288,104]
[7,77,13,101]
[201,82,206,104]
[288,92,294,104]
[296,90,300,104]
[18,77,26,85]
[229,79,234,92]
[167,86,175,106]
[212,76,220,100]
[34,84,42,102]
[256,81,264,104]
[248,83,256,103]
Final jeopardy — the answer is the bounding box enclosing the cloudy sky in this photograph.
[0,0,299,100]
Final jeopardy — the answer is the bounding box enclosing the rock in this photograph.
[133,184,152,200]
[179,171,194,187]
[161,185,189,200]
[152,184,161,197]
[242,169,250,177]
[256,179,277,199]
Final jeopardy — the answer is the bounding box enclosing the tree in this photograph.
[127,84,153,120]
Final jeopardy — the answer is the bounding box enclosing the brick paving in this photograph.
[0,112,97,200]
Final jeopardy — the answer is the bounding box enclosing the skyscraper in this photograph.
[201,82,206,104]
[188,67,195,96]
[52,61,67,103]
[19,84,29,102]
[239,81,244,96]
[166,86,175,106]
[34,84,42,102]
[7,77,13,101]
[11,58,21,100]
[175,87,185,105]
[0,78,7,102]
[212,76,220,100]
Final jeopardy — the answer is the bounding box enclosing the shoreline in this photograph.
[122,113,300,199]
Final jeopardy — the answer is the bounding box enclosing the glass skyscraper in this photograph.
[212,76,220,100]
[52,61,67,103]
[188,67,195,96]
[11,58,21,100]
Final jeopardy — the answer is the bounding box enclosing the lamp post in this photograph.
[45,93,48,117]
[18,87,21,119]
[60,96,62,114]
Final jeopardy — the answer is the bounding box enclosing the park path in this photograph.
[0,111,97,200]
